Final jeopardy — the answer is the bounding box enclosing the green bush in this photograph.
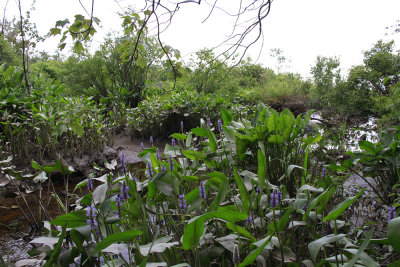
[128,87,239,138]
[0,65,109,162]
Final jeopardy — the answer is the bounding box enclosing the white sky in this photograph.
[3,0,400,78]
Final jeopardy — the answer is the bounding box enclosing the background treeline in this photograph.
[1,16,400,146]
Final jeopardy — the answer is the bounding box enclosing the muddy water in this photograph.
[0,180,83,262]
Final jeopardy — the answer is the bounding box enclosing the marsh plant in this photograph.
[17,106,399,266]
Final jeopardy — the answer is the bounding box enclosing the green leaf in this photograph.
[31,159,43,171]
[308,234,346,263]
[257,149,267,190]
[191,127,209,137]
[90,230,143,257]
[222,125,235,142]
[58,42,67,50]
[221,108,233,125]
[239,235,274,267]
[359,140,377,156]
[139,236,179,256]
[182,211,247,250]
[54,159,75,175]
[50,210,87,228]
[43,224,67,267]
[303,186,336,221]
[267,207,293,234]
[322,188,365,222]
[181,216,205,250]
[70,122,84,137]
[343,228,374,267]
[92,183,108,204]
[234,168,250,213]
[268,135,284,144]
[267,112,280,132]
[73,41,84,54]
[182,150,206,160]
[208,180,229,212]
[171,133,187,140]
[152,172,178,196]
[226,222,256,242]
[388,217,400,253]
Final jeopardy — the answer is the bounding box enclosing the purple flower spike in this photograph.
[178,194,186,212]
[120,153,127,174]
[246,214,253,224]
[87,204,99,237]
[87,177,93,191]
[388,206,397,222]
[168,155,174,171]
[141,142,144,151]
[171,138,176,147]
[321,167,328,182]
[270,190,282,208]
[180,121,184,131]
[255,186,261,195]
[199,181,207,200]
[120,181,129,201]
[147,162,154,179]
[156,149,161,160]
[207,118,212,127]
[115,194,122,217]
[217,119,222,132]
[150,136,154,146]
[161,163,167,172]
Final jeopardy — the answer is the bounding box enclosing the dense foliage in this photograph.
[0,6,400,266]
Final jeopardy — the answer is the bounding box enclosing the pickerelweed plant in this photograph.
[0,65,110,163]
[22,106,399,266]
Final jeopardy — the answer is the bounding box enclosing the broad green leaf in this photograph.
[322,188,365,222]
[388,217,400,253]
[181,150,206,160]
[226,222,256,242]
[268,135,284,144]
[43,224,66,267]
[308,234,346,263]
[359,140,377,156]
[31,159,42,171]
[222,125,235,142]
[54,159,75,175]
[92,183,108,204]
[221,108,233,125]
[182,211,247,250]
[267,207,293,234]
[343,228,374,267]
[208,181,229,212]
[152,172,178,196]
[191,127,209,137]
[303,186,336,221]
[171,133,187,140]
[181,216,205,250]
[208,130,218,152]
[279,114,294,139]
[234,168,250,213]
[239,235,274,267]
[50,210,87,228]
[297,185,323,193]
[70,122,84,137]
[257,149,267,190]
[139,236,179,256]
[267,112,280,133]
[90,230,143,256]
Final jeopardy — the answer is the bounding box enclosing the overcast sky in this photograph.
[3,0,400,78]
